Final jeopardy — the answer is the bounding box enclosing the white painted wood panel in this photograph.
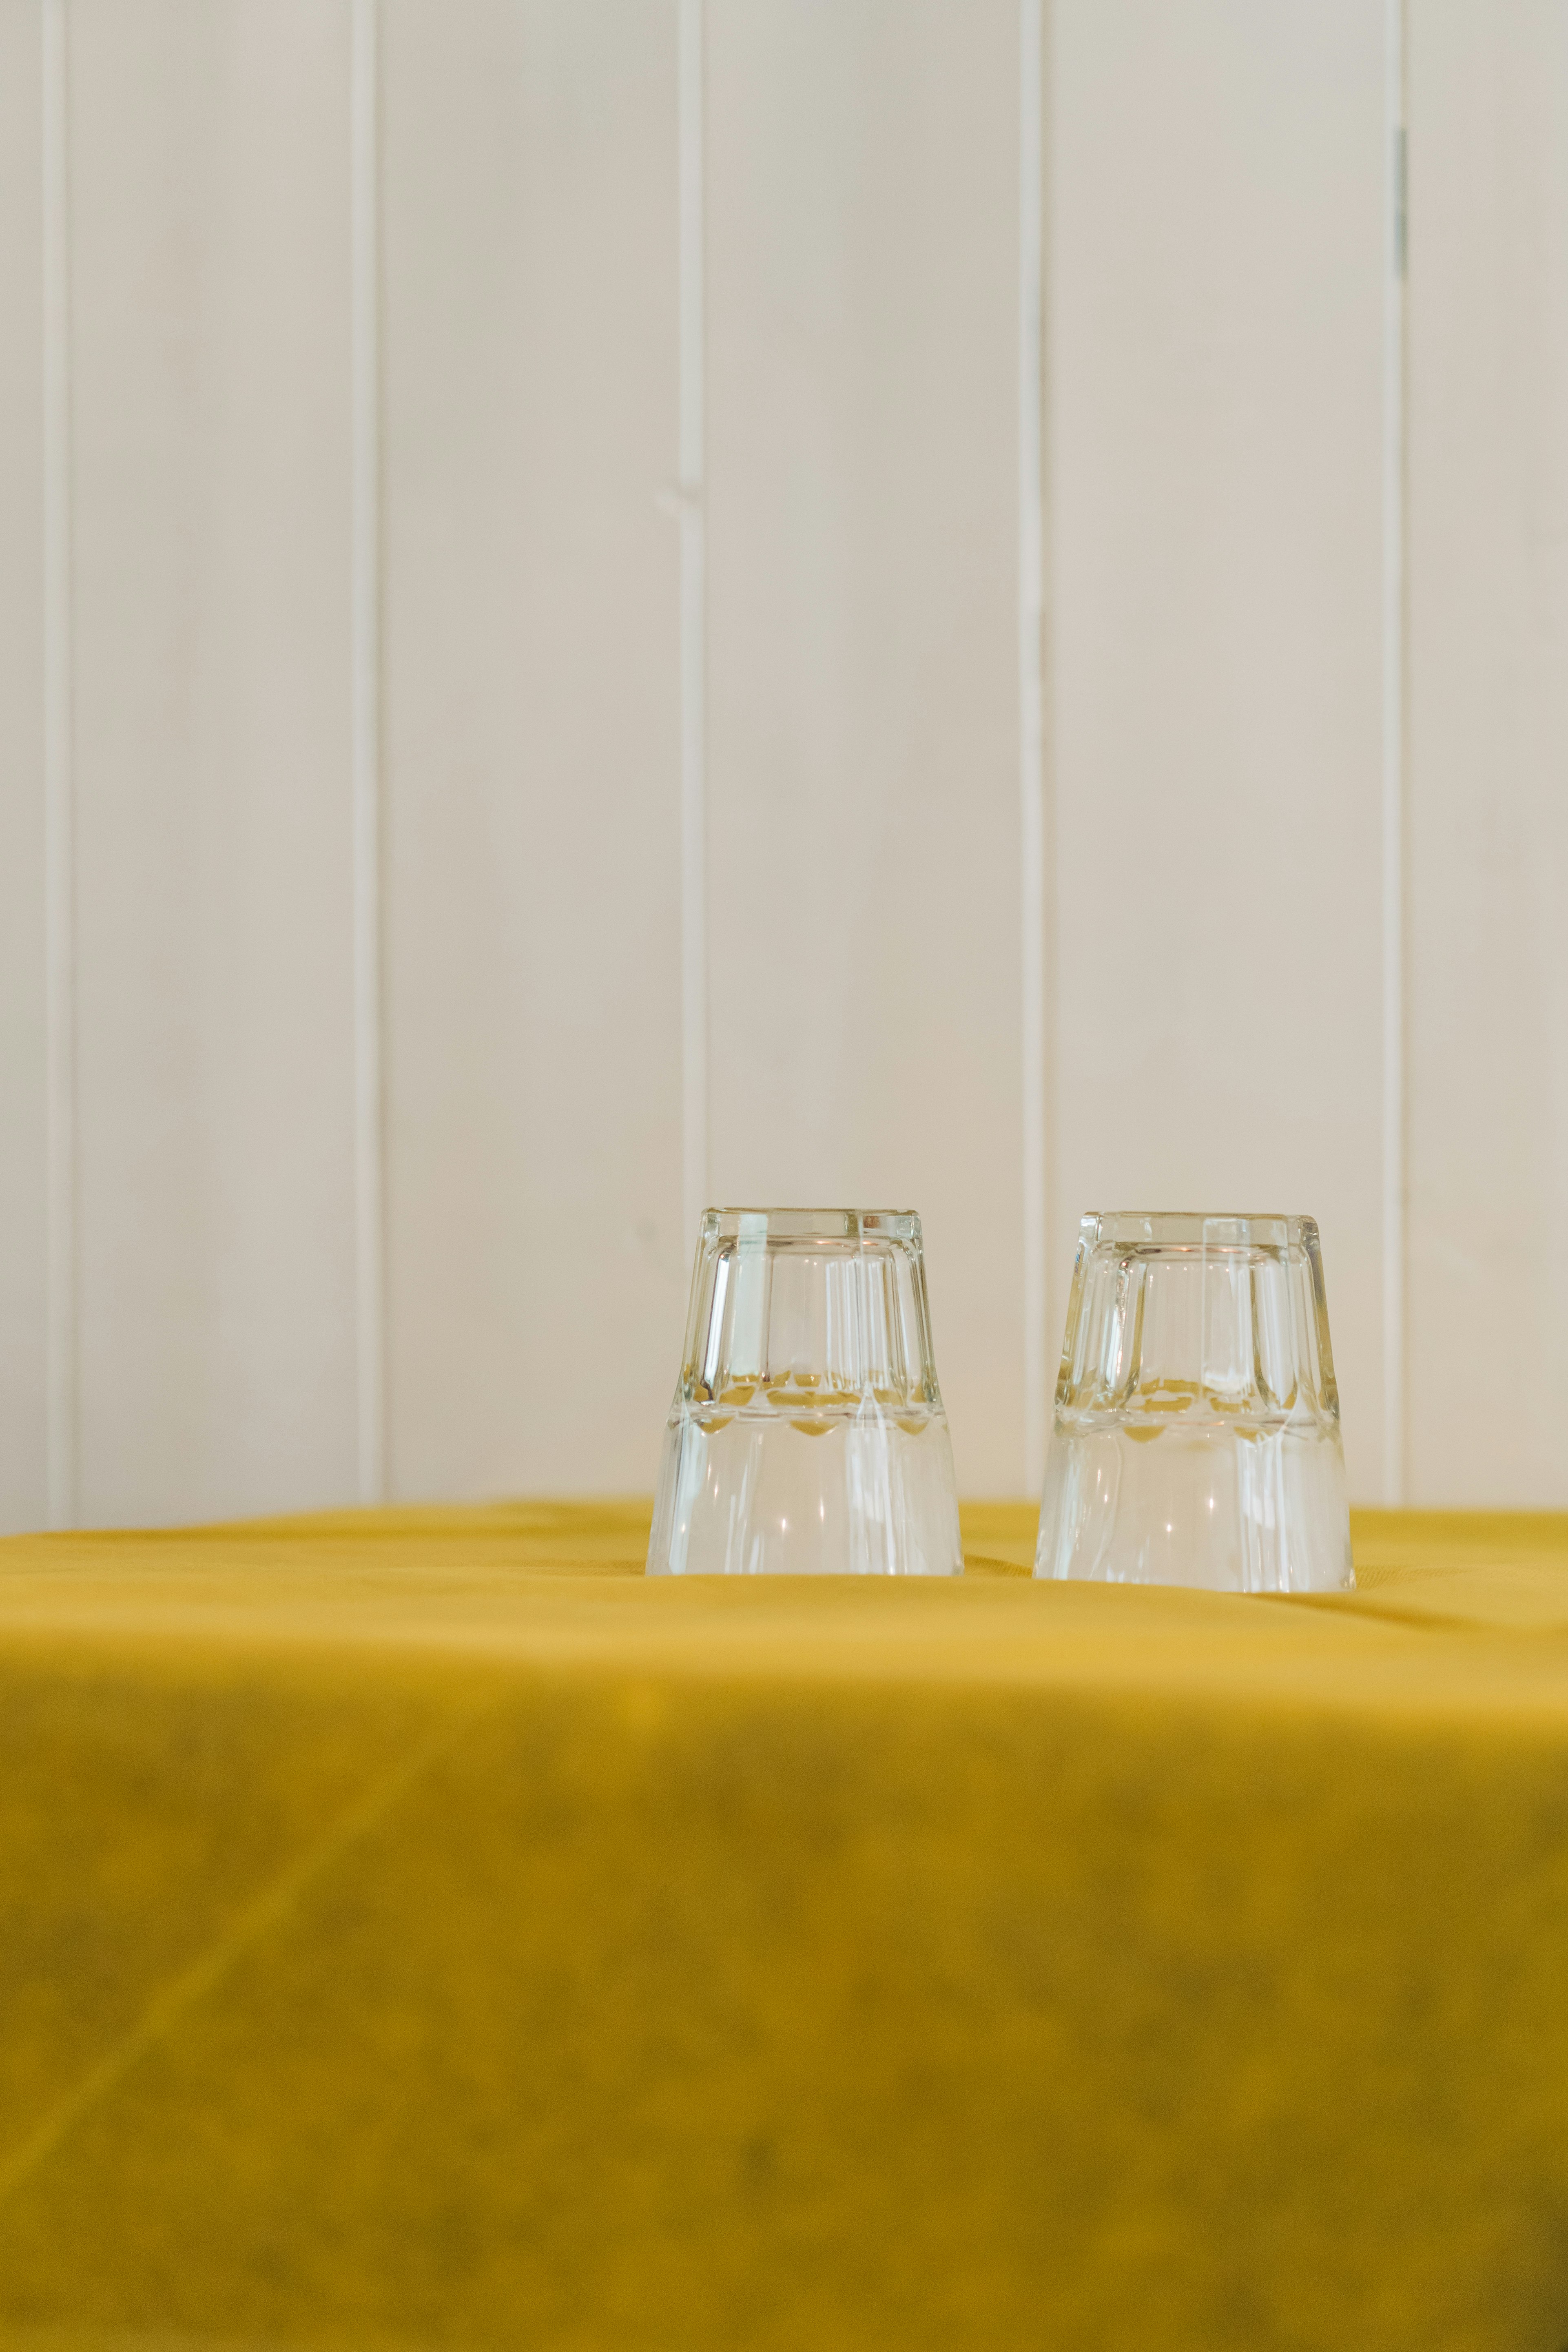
[0,2,47,1533]
[1049,0,1390,1501]
[70,0,359,1525]
[704,0,1025,1497]
[1407,0,1568,1504]
[380,0,684,1500]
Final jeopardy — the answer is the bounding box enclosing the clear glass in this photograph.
[647,1208,963,1576]
[1035,1211,1353,1591]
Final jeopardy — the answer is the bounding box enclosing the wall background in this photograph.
[1,0,1564,1533]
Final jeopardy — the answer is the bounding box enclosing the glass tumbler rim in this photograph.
[702,1206,922,1245]
[1085,1209,1320,1254]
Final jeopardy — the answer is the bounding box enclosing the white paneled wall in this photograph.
[0,0,1564,1529]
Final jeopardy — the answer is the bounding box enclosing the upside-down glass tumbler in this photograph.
[647,1208,963,1576]
[1035,1211,1353,1592]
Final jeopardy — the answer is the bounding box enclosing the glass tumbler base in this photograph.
[1036,1421,1353,1592]
[648,1406,962,1578]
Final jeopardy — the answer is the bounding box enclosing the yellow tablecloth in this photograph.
[1,1503,1566,2352]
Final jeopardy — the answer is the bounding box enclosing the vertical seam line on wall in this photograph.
[42,0,75,1531]
[351,0,385,1504]
[678,0,707,1250]
[1019,0,1048,1500]
[1382,0,1407,1505]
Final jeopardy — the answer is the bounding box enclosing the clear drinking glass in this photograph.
[1035,1211,1353,1591]
[647,1208,963,1576]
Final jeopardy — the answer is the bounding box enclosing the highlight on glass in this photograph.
[648,1208,963,1577]
[1036,1211,1353,1592]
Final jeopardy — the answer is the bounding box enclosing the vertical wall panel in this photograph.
[381,0,682,1500]
[705,0,1024,1497]
[1050,1,1389,1500]
[71,1,357,1524]
[1407,0,1568,1504]
[0,4,47,1532]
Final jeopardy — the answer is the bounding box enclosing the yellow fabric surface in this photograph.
[1,1505,1567,2351]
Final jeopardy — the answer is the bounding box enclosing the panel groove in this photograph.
[679,0,707,1253]
[1019,0,1047,1498]
[1382,0,1408,1504]
[41,0,74,1531]
[352,0,385,1504]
